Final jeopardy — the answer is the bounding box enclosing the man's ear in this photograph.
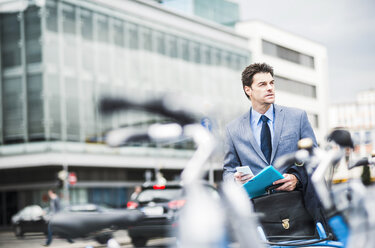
[244,86,252,98]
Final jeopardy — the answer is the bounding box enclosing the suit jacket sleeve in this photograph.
[223,126,241,182]
[287,110,318,189]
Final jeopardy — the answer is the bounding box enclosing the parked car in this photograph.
[11,203,112,238]
[63,203,111,213]
[126,181,219,247]
[11,205,49,237]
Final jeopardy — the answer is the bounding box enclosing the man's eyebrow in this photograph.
[258,80,274,84]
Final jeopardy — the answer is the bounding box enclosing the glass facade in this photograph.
[262,40,315,69]
[0,0,249,147]
[194,0,239,27]
[160,0,239,27]
[0,0,250,227]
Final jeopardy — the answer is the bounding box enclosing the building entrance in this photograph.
[0,191,18,227]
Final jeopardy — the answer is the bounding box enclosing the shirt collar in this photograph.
[251,104,274,125]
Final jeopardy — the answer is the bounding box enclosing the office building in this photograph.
[0,0,249,226]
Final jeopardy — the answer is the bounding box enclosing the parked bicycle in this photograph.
[275,129,375,248]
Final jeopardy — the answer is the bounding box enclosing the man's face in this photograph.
[244,72,275,105]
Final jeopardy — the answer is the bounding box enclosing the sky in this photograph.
[239,0,375,104]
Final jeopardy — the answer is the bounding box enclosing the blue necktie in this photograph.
[261,115,272,164]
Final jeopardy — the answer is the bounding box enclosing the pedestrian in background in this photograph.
[44,189,60,246]
[44,189,73,246]
[130,185,142,201]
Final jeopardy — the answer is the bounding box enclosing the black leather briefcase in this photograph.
[251,189,318,241]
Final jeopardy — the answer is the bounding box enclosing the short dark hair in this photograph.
[241,63,274,98]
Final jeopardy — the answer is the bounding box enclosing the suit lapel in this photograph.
[240,108,268,164]
[271,104,285,164]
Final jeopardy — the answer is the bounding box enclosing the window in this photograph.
[156,32,165,55]
[223,52,231,68]
[364,131,371,144]
[46,74,61,140]
[352,132,360,145]
[46,0,57,32]
[62,4,76,35]
[63,4,76,68]
[214,49,222,66]
[240,56,249,70]
[113,19,124,47]
[27,74,44,139]
[262,40,277,57]
[300,54,315,68]
[1,13,21,68]
[262,40,315,69]
[25,6,42,63]
[274,75,316,98]
[97,15,108,43]
[203,46,212,65]
[65,77,80,141]
[141,27,152,52]
[192,42,200,63]
[81,9,94,71]
[278,46,299,64]
[168,35,178,58]
[82,80,95,139]
[3,76,24,142]
[234,55,241,70]
[181,39,189,61]
[307,113,319,129]
[128,23,139,50]
[81,9,93,41]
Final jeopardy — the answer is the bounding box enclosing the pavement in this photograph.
[0,229,131,248]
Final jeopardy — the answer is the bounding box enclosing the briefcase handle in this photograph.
[265,183,284,194]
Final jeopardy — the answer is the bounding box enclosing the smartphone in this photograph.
[236,166,254,176]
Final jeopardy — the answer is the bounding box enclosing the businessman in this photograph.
[223,62,325,225]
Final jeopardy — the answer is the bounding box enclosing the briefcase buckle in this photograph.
[282,219,290,229]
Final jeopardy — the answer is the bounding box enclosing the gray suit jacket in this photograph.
[223,104,317,181]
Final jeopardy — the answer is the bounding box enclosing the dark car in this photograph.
[126,182,219,247]
[63,203,111,213]
[11,203,112,238]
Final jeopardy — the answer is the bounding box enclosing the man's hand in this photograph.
[234,172,253,184]
[273,173,298,191]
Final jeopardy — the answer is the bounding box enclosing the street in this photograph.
[0,230,176,248]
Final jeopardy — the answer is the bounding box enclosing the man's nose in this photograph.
[266,83,273,90]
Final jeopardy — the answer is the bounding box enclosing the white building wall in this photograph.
[329,89,375,158]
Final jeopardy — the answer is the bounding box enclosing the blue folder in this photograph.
[243,165,284,198]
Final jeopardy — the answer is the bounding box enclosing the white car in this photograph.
[11,205,49,237]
